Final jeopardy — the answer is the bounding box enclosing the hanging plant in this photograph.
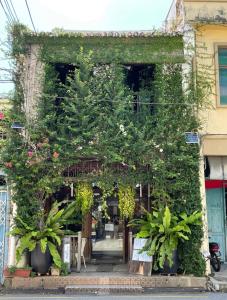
[97,181,115,219]
[118,184,135,220]
[76,182,94,216]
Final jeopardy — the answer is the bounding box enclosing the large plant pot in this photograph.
[31,244,52,274]
[160,249,179,274]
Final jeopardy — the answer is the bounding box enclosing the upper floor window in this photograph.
[218,48,227,105]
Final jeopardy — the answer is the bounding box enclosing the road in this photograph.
[0,293,226,300]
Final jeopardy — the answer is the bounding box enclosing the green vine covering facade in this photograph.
[1,24,209,276]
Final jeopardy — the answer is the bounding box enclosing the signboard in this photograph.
[132,238,152,262]
[129,238,153,276]
[185,132,199,144]
[105,223,114,231]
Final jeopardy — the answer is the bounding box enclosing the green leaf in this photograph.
[40,238,47,253]
[136,230,150,238]
[177,232,189,240]
[163,206,171,230]
[47,241,62,268]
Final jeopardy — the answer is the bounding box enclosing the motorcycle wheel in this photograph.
[211,253,221,272]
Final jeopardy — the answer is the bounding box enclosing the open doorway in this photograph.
[91,187,124,265]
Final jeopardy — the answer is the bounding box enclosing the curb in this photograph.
[208,277,227,292]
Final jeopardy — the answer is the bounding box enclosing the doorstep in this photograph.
[4,274,207,291]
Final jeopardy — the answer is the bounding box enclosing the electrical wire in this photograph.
[9,0,19,22]
[3,0,16,23]
[42,95,196,106]
[0,0,13,25]
[0,68,13,72]
[24,0,36,33]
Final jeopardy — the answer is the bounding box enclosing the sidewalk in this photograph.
[3,269,207,294]
[208,263,227,292]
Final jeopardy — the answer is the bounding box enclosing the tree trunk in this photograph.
[82,212,92,261]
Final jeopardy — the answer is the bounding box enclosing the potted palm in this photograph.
[128,206,202,273]
[10,200,77,275]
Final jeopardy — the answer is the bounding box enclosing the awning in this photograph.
[208,157,227,180]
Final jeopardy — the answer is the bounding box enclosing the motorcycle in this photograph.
[209,242,221,272]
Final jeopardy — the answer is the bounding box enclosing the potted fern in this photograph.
[10,200,77,275]
[128,206,202,273]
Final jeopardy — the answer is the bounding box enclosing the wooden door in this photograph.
[206,188,226,261]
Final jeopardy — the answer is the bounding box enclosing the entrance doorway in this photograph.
[91,194,124,264]
[206,187,226,261]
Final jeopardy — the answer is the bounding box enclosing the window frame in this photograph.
[215,43,227,107]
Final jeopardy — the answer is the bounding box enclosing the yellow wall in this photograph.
[166,1,227,155]
[194,24,227,155]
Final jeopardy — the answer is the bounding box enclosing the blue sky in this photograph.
[0,0,173,94]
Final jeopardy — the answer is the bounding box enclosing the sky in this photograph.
[0,0,173,95]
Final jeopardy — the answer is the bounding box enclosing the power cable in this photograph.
[0,0,13,25]
[3,0,16,23]
[43,95,196,106]
[0,68,13,72]
[9,0,19,22]
[25,0,36,33]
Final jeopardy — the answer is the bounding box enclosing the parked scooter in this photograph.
[209,242,221,272]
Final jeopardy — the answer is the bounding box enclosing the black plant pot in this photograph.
[31,244,52,274]
[159,249,179,274]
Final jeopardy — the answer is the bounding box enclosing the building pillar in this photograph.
[199,150,211,275]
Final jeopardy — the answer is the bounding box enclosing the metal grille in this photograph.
[0,191,7,284]
[0,131,7,140]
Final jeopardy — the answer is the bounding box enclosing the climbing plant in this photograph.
[1,24,212,276]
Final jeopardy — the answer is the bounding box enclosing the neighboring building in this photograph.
[166,0,227,262]
[0,97,10,283]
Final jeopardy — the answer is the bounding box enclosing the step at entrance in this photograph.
[65,284,144,295]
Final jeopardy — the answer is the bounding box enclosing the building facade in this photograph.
[166,0,227,262]
[3,24,208,278]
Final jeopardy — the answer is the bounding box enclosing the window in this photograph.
[218,48,227,105]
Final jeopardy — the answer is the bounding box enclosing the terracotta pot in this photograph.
[3,268,31,278]
[3,268,13,278]
[14,269,31,278]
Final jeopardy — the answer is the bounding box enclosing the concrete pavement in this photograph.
[208,263,227,291]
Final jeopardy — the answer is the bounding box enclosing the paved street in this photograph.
[0,293,226,300]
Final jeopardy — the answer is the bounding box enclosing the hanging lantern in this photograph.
[70,183,74,197]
